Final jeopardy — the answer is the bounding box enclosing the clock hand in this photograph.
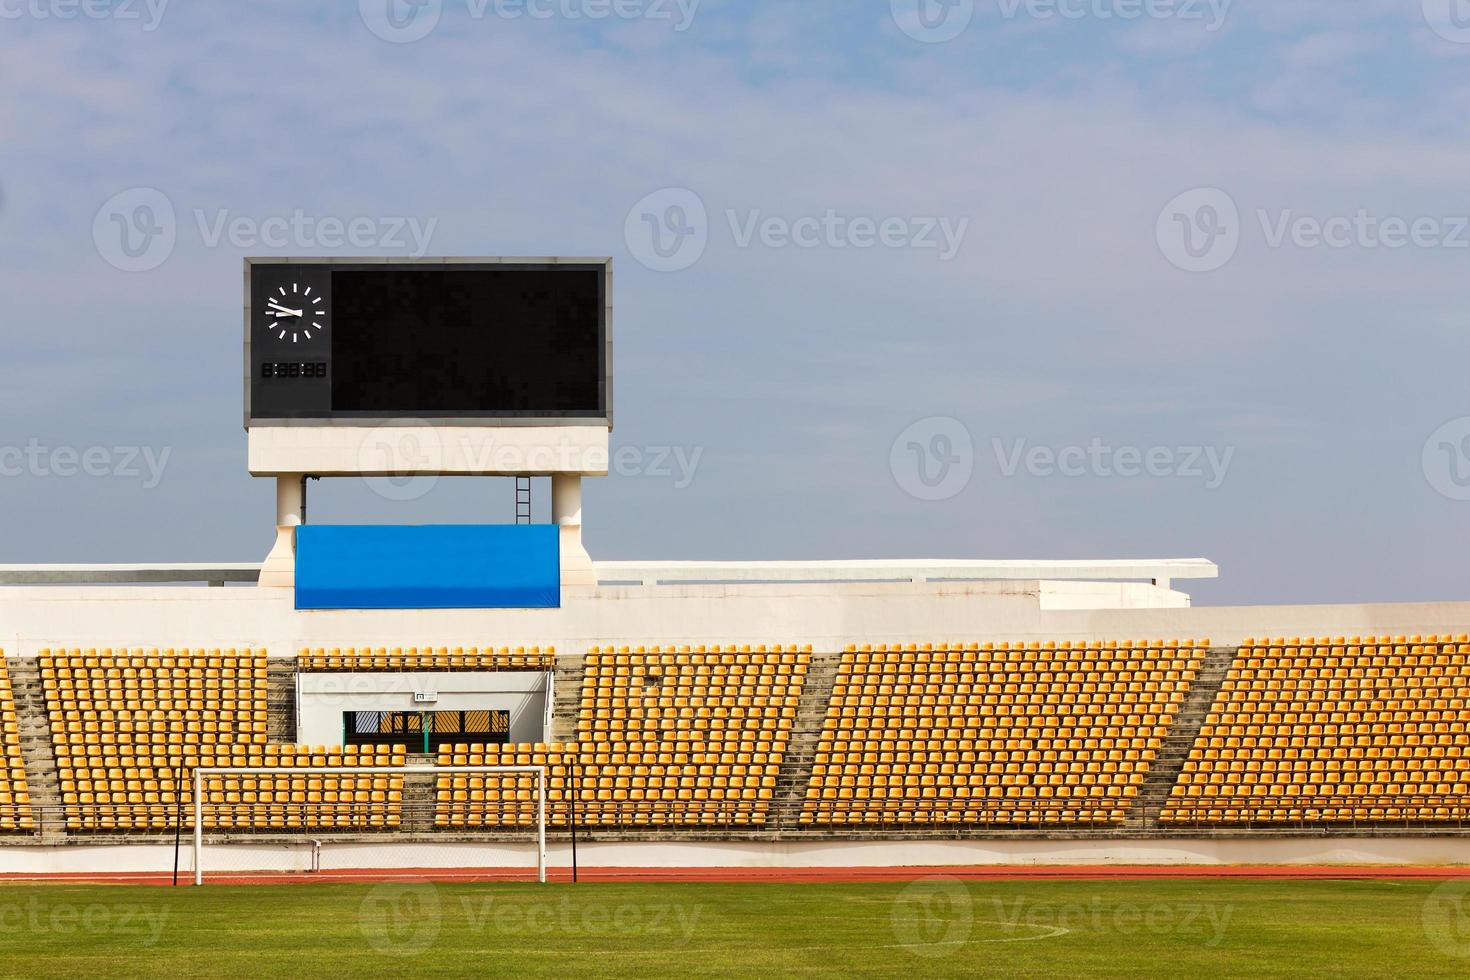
[267,302,304,317]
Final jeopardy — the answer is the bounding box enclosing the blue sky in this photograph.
[2,0,1470,605]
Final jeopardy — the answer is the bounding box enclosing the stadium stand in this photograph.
[298,646,556,672]
[13,635,1470,839]
[436,644,812,827]
[801,640,1206,826]
[0,658,35,831]
[40,648,406,831]
[577,644,809,741]
[1161,635,1470,825]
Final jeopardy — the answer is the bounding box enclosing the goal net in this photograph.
[190,765,547,885]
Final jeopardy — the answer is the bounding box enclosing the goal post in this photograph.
[191,765,548,886]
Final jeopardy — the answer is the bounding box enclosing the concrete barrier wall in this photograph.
[2,583,1469,657]
[1,837,1467,876]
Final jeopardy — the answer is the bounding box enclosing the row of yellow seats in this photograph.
[838,680,1197,694]
[588,643,811,654]
[0,661,33,832]
[299,646,554,671]
[591,662,804,674]
[1162,809,1470,823]
[800,811,1128,825]
[589,685,800,697]
[1207,707,1470,719]
[1186,757,1470,770]
[1244,634,1467,644]
[845,638,1210,652]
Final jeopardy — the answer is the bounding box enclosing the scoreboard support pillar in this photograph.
[553,474,595,587]
[259,475,304,589]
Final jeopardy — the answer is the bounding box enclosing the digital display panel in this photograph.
[247,260,608,422]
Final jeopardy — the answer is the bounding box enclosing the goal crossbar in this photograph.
[191,765,548,886]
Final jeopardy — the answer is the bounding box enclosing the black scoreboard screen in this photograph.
[247,261,608,422]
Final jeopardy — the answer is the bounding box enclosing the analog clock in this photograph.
[261,279,328,343]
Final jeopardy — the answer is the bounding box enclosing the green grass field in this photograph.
[0,877,1467,978]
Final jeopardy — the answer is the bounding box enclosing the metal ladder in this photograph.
[515,477,532,524]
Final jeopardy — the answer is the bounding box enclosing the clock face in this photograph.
[261,279,328,344]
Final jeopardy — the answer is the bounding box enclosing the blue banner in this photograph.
[295,524,561,610]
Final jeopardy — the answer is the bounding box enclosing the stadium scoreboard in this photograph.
[244,258,613,478]
[247,259,609,423]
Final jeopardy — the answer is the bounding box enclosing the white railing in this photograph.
[0,563,260,586]
[0,558,1219,589]
[594,558,1218,589]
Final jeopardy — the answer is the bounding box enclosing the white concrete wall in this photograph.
[1,583,1468,659]
[1,837,1467,876]
[297,671,548,746]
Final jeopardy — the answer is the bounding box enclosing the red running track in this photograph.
[3,865,1467,886]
